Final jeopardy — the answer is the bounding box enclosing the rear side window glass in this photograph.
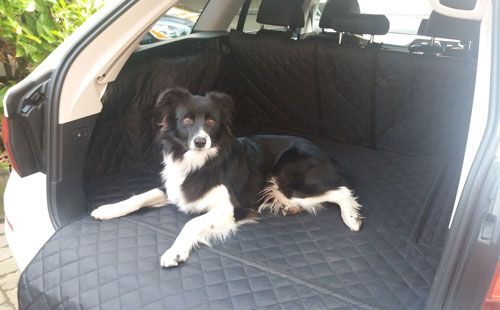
[141,0,209,45]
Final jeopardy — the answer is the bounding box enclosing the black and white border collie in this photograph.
[91,89,362,267]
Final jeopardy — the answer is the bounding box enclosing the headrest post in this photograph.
[369,35,374,44]
[339,32,343,44]
[323,14,390,37]
[260,24,264,30]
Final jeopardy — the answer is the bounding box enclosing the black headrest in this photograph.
[256,0,305,28]
[425,11,480,41]
[324,14,390,35]
[319,0,360,29]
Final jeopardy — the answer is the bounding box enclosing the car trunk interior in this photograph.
[18,28,477,309]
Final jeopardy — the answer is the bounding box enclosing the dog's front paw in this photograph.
[160,247,189,268]
[91,203,127,220]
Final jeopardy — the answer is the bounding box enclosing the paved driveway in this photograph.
[0,217,19,309]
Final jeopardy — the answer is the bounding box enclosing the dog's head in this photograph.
[156,88,235,153]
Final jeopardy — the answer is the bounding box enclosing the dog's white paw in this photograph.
[91,203,128,220]
[282,205,303,216]
[160,247,189,268]
[342,211,362,232]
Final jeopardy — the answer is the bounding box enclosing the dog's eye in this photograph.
[206,119,216,126]
[183,117,193,125]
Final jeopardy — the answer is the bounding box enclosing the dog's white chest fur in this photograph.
[162,149,218,213]
[162,155,186,206]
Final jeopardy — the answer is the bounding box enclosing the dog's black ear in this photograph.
[208,91,235,129]
[157,88,191,110]
[156,88,191,128]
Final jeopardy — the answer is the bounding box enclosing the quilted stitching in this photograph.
[84,42,222,181]
[19,217,359,310]
[316,44,374,144]
[375,51,476,162]
[21,141,454,309]
[228,32,321,136]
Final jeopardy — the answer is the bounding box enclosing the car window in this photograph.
[141,0,210,45]
[313,0,433,46]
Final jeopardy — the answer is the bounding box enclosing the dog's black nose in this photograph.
[194,137,206,148]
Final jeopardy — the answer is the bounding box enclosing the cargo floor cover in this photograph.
[19,140,455,309]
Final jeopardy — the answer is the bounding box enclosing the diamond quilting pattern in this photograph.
[228,32,321,136]
[20,141,447,309]
[375,51,476,162]
[19,216,365,310]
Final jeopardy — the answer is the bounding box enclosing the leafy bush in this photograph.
[0,0,103,159]
[0,0,104,104]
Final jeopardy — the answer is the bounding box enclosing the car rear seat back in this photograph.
[228,0,318,135]
[374,50,476,161]
[228,32,319,136]
[228,9,476,162]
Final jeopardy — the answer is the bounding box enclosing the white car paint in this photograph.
[4,172,54,270]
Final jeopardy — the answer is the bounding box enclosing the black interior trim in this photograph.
[237,0,252,31]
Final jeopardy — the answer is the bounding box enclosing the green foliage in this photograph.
[0,0,104,103]
[0,0,103,156]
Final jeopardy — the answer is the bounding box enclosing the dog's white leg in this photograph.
[160,185,236,268]
[326,186,362,231]
[91,188,168,220]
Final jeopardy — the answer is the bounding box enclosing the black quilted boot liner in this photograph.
[18,140,457,309]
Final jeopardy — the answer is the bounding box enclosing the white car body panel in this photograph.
[4,172,54,271]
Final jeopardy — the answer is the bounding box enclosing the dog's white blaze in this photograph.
[160,184,237,268]
[162,148,218,211]
[259,180,361,231]
[189,129,211,150]
[91,188,167,220]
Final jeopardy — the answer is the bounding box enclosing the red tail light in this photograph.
[484,261,500,309]
[1,116,19,174]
